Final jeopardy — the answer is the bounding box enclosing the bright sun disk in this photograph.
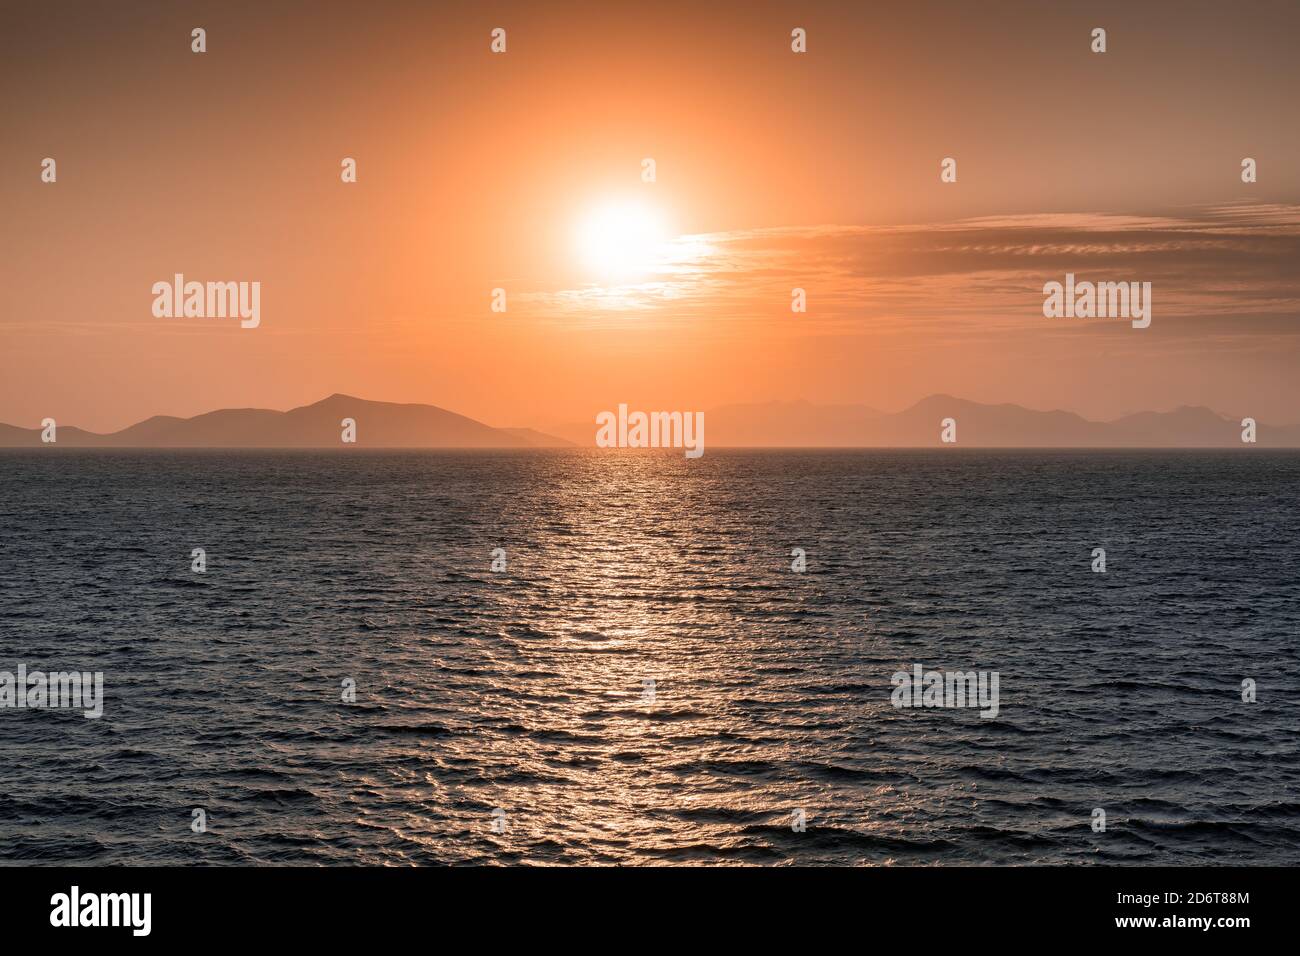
[576,201,670,279]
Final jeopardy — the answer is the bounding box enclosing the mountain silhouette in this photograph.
[0,394,572,448]
[545,396,1300,447]
[5,393,1297,449]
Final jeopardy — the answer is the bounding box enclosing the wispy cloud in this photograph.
[524,203,1300,339]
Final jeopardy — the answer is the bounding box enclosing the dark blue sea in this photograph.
[1,449,1297,865]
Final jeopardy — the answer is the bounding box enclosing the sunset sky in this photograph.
[3,0,1299,433]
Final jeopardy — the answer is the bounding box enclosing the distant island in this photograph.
[0,395,571,449]
[2,393,1297,448]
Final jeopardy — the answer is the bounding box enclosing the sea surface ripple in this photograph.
[1,449,1297,865]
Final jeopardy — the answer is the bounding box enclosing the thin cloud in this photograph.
[527,203,1300,338]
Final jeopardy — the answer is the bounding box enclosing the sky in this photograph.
[2,0,1299,433]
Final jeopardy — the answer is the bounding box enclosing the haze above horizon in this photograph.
[3,1,1298,433]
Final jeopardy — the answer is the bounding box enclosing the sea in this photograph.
[1,449,1297,865]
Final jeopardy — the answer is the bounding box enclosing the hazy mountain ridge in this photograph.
[0,395,573,448]
[4,393,1297,448]
[545,395,1300,447]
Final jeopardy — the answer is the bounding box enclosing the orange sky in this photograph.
[3,0,1299,433]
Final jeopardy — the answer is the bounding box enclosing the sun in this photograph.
[575,200,671,280]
